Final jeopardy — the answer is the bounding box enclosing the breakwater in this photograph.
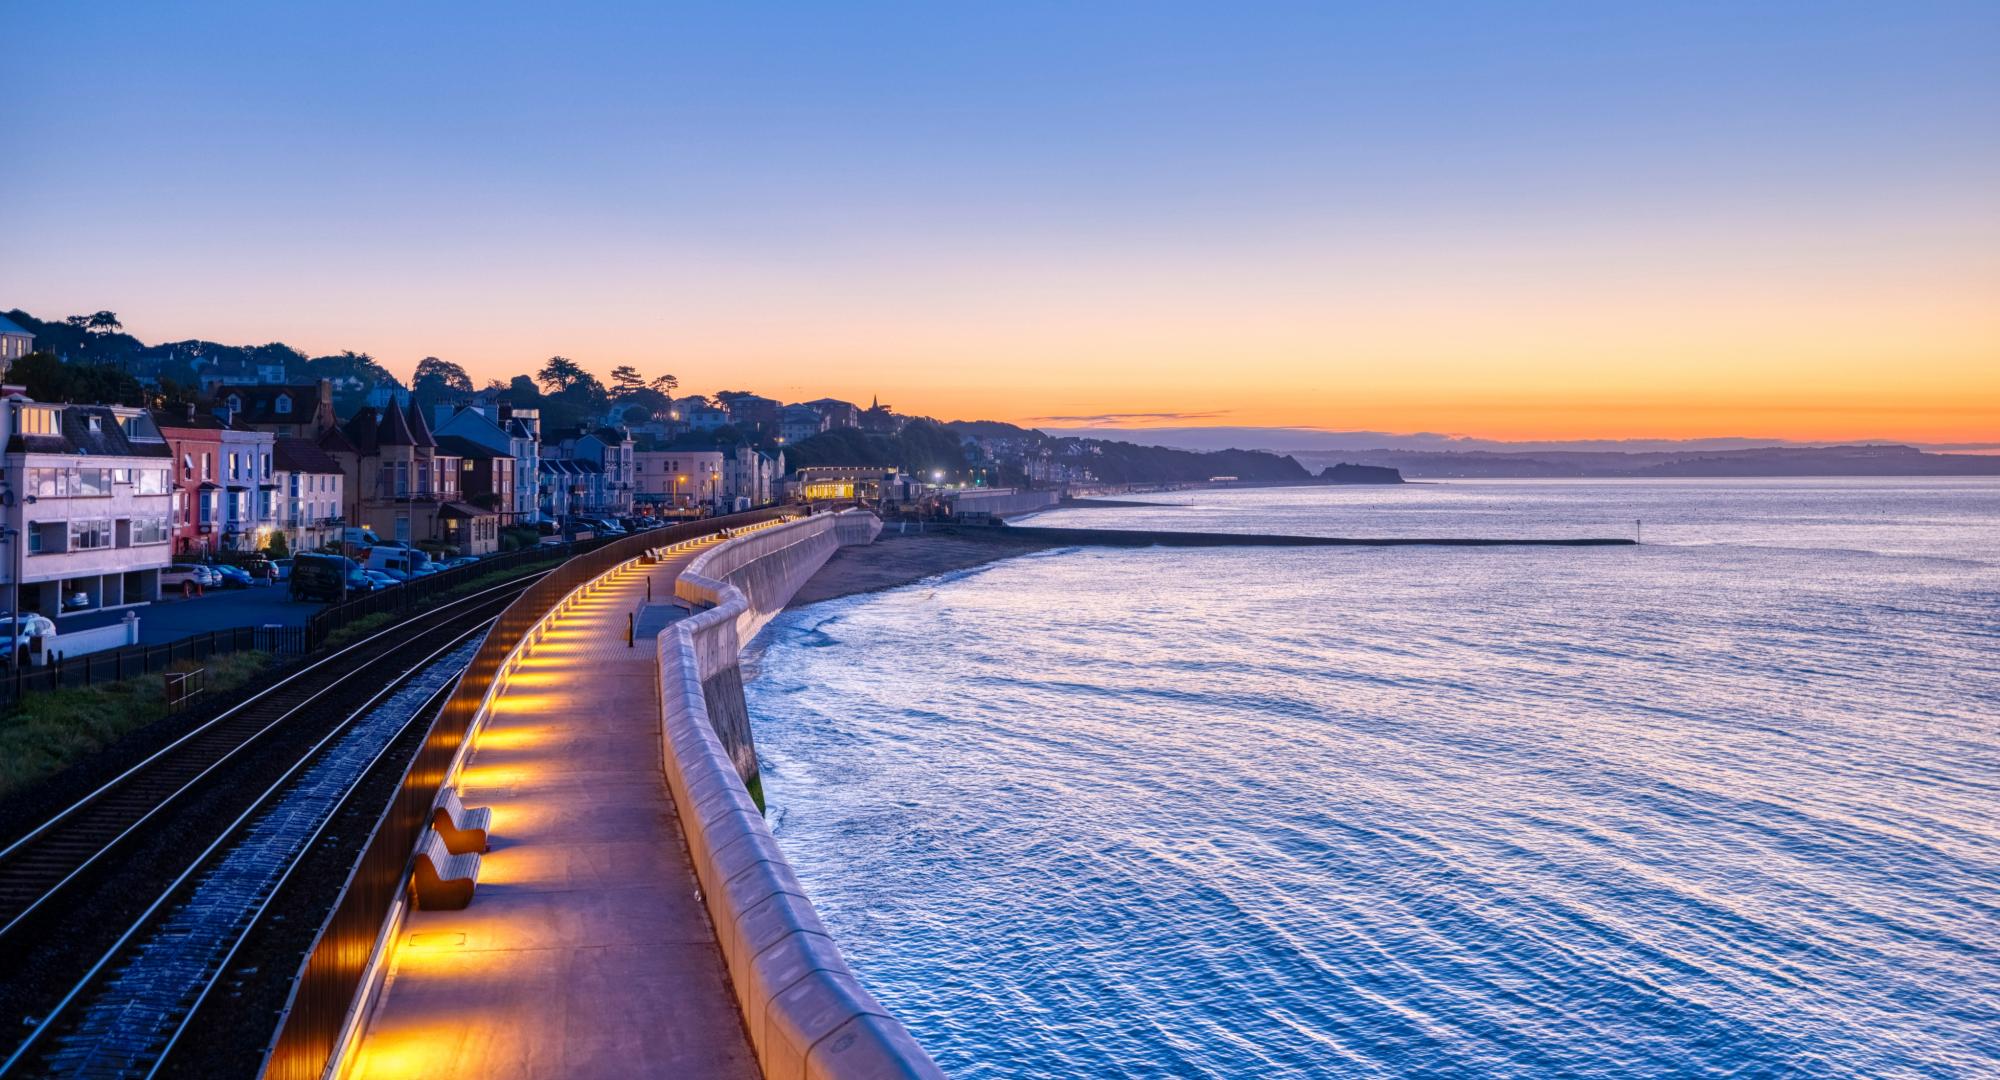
[659,509,943,1078]
[976,522,1637,547]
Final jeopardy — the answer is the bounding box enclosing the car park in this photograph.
[362,570,401,590]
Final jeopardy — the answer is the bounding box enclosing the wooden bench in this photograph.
[413,828,480,910]
[431,787,491,854]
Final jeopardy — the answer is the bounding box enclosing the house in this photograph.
[216,424,278,552]
[544,426,634,515]
[151,405,227,557]
[716,393,780,434]
[721,445,783,509]
[1,394,174,619]
[433,402,540,526]
[679,398,732,431]
[321,399,492,552]
[804,397,861,430]
[436,435,517,544]
[778,404,828,446]
[273,438,345,553]
[0,315,35,376]
[211,381,339,440]
[634,449,724,511]
[538,458,594,522]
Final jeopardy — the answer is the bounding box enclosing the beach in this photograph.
[787,526,1061,605]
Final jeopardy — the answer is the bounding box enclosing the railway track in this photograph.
[0,574,544,1075]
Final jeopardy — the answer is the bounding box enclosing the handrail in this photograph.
[259,506,796,1080]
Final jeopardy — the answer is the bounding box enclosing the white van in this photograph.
[365,545,434,580]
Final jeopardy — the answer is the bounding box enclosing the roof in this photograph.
[404,399,436,448]
[274,436,343,475]
[6,405,170,457]
[0,314,32,337]
[341,408,382,454]
[213,384,323,423]
[318,424,359,455]
[151,407,227,433]
[376,402,416,447]
[437,501,494,520]
[435,434,498,460]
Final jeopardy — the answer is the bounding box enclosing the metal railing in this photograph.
[261,505,796,1080]
[0,626,308,710]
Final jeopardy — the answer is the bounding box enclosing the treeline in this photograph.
[1081,441,1310,484]
[783,419,968,478]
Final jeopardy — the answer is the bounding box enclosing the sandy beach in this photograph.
[788,527,1063,606]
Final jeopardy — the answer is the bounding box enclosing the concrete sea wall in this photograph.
[658,509,939,1078]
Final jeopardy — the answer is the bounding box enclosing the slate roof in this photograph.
[376,402,416,447]
[214,384,324,423]
[404,399,436,448]
[341,408,382,454]
[274,436,343,475]
[436,434,499,460]
[0,314,33,337]
[7,405,170,457]
[151,407,227,433]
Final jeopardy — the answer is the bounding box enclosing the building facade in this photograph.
[2,396,173,619]
[152,406,226,558]
[273,438,345,552]
[0,315,34,376]
[634,449,723,511]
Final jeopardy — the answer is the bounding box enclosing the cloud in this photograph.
[1027,410,1232,425]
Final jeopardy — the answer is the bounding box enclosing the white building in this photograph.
[721,446,782,509]
[1,394,174,619]
[274,437,346,552]
[634,449,723,511]
[0,314,34,376]
[216,425,278,552]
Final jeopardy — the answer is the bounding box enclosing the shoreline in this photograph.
[788,528,1063,606]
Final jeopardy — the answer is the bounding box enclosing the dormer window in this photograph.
[275,395,292,414]
[87,414,103,433]
[227,395,243,413]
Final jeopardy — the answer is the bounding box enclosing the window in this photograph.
[229,453,241,481]
[275,395,292,414]
[28,526,42,554]
[28,467,67,498]
[137,469,168,494]
[262,453,272,479]
[74,468,108,496]
[86,414,103,433]
[202,452,212,480]
[183,453,195,480]
[132,517,170,545]
[71,519,112,550]
[173,490,189,525]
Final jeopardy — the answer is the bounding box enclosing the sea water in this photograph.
[744,479,2000,1078]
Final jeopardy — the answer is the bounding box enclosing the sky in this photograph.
[4,2,1996,444]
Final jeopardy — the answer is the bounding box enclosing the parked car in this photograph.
[365,545,434,579]
[272,558,294,582]
[162,565,209,592]
[63,591,92,610]
[444,555,480,569]
[212,564,255,588]
[362,570,401,590]
[535,520,561,536]
[0,612,57,662]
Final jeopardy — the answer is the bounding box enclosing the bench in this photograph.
[431,787,492,854]
[413,828,480,910]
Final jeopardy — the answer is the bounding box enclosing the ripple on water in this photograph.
[750,480,2000,1079]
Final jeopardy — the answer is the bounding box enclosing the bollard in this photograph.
[627,611,635,648]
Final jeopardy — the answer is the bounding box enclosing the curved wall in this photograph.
[658,509,939,1078]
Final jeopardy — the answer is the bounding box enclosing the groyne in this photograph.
[660,509,942,1078]
[984,523,1636,547]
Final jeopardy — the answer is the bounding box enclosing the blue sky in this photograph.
[4,2,1995,439]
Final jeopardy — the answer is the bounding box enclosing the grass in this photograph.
[0,651,273,798]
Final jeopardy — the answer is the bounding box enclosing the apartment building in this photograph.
[152,406,226,557]
[634,449,723,511]
[1,395,173,618]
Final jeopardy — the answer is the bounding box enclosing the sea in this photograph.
[742,479,2000,1079]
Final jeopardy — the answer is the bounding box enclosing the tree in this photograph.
[7,352,146,406]
[412,356,474,400]
[649,373,679,394]
[508,374,541,402]
[537,355,586,393]
[609,365,645,395]
[263,532,290,558]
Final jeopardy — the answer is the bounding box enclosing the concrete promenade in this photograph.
[350,539,759,1080]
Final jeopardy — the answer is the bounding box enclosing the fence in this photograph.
[261,505,799,1080]
[0,625,309,710]
[302,541,585,650]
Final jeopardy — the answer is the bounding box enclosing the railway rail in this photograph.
[0,572,547,1076]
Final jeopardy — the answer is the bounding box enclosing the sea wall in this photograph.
[947,487,1060,518]
[658,508,938,1078]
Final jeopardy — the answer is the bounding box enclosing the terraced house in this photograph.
[1,393,174,619]
[320,400,498,554]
